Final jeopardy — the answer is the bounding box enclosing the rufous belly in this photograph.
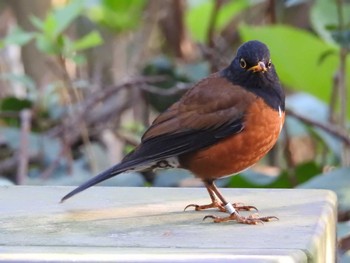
[180,98,285,179]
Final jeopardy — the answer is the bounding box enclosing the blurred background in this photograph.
[0,0,349,256]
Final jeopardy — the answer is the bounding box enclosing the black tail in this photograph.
[60,162,131,203]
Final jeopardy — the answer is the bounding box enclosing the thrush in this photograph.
[61,40,285,224]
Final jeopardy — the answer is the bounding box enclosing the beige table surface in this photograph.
[0,186,337,262]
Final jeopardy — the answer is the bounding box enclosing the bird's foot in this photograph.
[184,202,257,213]
[232,203,258,212]
[184,201,226,212]
[203,212,278,225]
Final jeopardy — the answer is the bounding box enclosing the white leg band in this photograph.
[224,203,236,214]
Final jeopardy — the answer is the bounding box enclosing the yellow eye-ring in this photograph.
[240,58,247,68]
[267,59,272,68]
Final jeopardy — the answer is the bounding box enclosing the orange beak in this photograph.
[248,61,267,73]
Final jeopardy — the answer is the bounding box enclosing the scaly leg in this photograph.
[184,180,257,213]
[186,180,278,224]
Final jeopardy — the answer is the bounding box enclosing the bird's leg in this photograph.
[184,181,226,212]
[204,182,278,224]
[184,181,257,212]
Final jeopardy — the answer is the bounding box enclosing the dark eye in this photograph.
[240,58,247,68]
[267,59,272,68]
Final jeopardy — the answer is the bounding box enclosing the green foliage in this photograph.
[0,97,32,112]
[0,27,34,48]
[72,31,103,51]
[0,97,32,126]
[311,0,350,48]
[0,1,103,62]
[30,1,102,61]
[229,162,322,188]
[89,0,146,32]
[185,0,250,43]
[30,1,83,39]
[142,56,204,112]
[298,167,350,209]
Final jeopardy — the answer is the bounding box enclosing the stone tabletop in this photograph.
[0,186,337,262]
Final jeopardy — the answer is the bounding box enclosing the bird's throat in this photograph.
[221,68,285,112]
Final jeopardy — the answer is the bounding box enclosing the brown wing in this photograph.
[142,72,256,141]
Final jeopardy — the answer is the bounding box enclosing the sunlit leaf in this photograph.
[43,13,57,40]
[71,31,103,51]
[186,0,250,43]
[216,0,250,32]
[89,0,146,32]
[53,1,84,38]
[35,35,58,54]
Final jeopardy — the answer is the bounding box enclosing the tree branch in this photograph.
[287,109,350,146]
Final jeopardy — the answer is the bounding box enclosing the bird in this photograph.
[61,40,285,224]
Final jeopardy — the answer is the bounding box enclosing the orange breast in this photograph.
[180,98,285,179]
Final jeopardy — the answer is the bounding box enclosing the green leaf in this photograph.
[2,27,34,47]
[89,0,146,32]
[71,54,86,65]
[185,1,214,43]
[186,0,250,43]
[331,30,350,49]
[0,97,32,112]
[71,31,103,51]
[311,0,350,45]
[30,16,44,31]
[228,161,321,188]
[35,34,59,54]
[53,1,84,38]
[42,13,58,40]
[298,167,350,210]
[216,0,250,32]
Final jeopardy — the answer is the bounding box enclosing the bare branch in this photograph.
[287,109,350,146]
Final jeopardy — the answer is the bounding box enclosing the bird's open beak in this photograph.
[248,61,267,73]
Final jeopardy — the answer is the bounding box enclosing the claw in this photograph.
[184,204,199,211]
[233,203,258,212]
[183,201,226,212]
[203,212,279,224]
[259,216,279,222]
[202,215,216,221]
